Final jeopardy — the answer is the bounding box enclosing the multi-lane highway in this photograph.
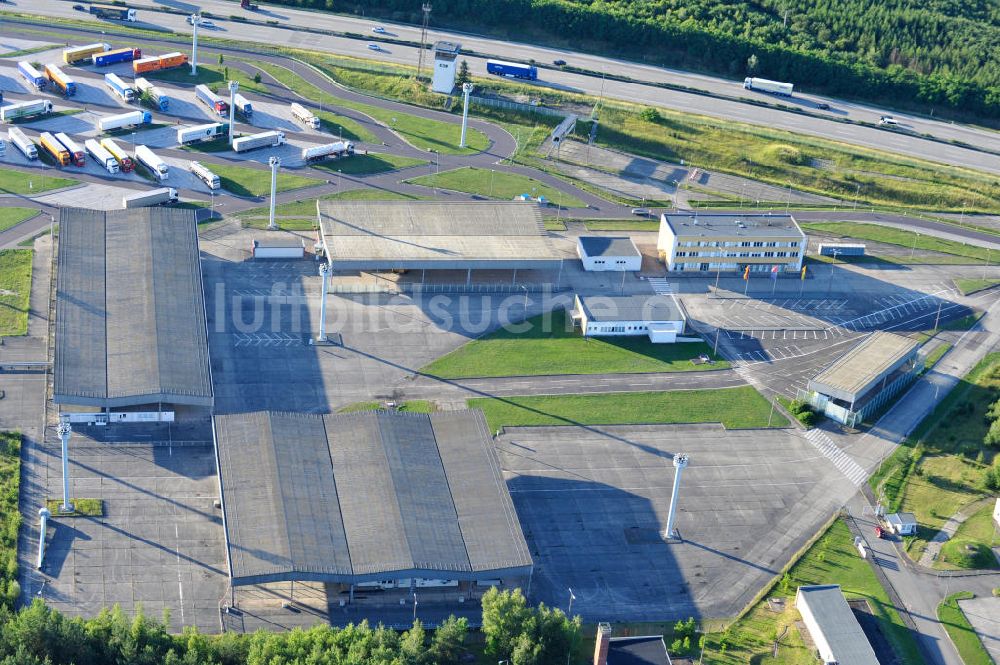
[8,0,1000,175]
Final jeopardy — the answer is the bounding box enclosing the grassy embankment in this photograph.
[699,519,922,664]
[868,353,1000,564]
[235,189,425,230]
[802,222,993,264]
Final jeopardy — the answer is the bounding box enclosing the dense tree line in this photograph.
[281,0,1000,120]
[0,590,579,665]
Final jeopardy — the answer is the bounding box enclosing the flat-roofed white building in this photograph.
[577,236,642,272]
[573,294,687,343]
[657,212,806,273]
[796,585,880,665]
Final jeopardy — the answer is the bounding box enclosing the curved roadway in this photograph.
[6,0,1000,175]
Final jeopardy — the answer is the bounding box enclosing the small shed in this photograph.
[886,512,917,536]
[574,294,686,343]
[252,236,305,259]
[577,236,642,272]
[795,585,880,665]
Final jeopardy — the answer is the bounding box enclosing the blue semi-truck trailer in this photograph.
[486,59,537,80]
[93,47,141,67]
[18,62,47,90]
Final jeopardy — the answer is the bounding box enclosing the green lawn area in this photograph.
[468,386,786,432]
[583,219,660,231]
[955,278,1000,295]
[45,498,104,518]
[936,503,1000,570]
[0,249,32,336]
[337,400,436,414]
[145,62,269,96]
[923,342,951,370]
[871,353,1000,562]
[178,137,232,154]
[937,592,994,665]
[0,207,38,233]
[585,106,1000,213]
[422,310,728,378]
[255,60,489,155]
[313,110,379,144]
[0,168,77,195]
[406,167,587,207]
[311,152,427,176]
[0,432,21,609]
[801,222,992,264]
[701,519,921,664]
[236,188,425,229]
[209,162,322,198]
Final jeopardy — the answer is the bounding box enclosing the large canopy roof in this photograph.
[214,409,533,586]
[54,208,213,408]
[317,200,563,270]
[807,331,919,404]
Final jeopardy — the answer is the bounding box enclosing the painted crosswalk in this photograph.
[647,278,676,295]
[804,428,867,486]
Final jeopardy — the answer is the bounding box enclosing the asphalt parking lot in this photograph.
[23,436,228,633]
[498,423,858,621]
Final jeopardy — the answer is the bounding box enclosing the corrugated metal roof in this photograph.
[317,200,563,269]
[215,410,533,585]
[54,208,213,407]
[808,331,919,403]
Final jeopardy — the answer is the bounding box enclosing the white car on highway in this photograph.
[367,43,382,51]
[372,26,386,34]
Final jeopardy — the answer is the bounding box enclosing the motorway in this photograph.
[6,0,1000,175]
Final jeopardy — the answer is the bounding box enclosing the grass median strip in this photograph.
[337,400,435,414]
[210,162,322,197]
[45,498,104,518]
[0,432,20,608]
[937,592,994,665]
[423,310,728,378]
[236,188,426,229]
[468,386,785,432]
[0,249,32,336]
[955,278,1000,295]
[406,167,586,207]
[311,152,426,176]
[0,207,39,233]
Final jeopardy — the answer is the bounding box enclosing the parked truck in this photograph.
[44,64,77,96]
[742,77,793,96]
[290,102,320,129]
[98,110,152,132]
[233,93,253,118]
[486,59,537,80]
[302,141,354,163]
[132,52,187,75]
[17,62,46,90]
[123,187,178,208]
[100,137,134,171]
[63,42,110,65]
[134,144,168,180]
[8,127,37,160]
[84,138,119,174]
[104,73,136,103]
[189,161,221,190]
[93,47,141,67]
[54,132,85,166]
[0,99,54,122]
[232,130,285,153]
[89,4,137,21]
[38,132,70,165]
[195,84,228,116]
[134,77,169,111]
[176,122,228,144]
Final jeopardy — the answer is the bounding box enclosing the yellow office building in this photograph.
[657,212,806,273]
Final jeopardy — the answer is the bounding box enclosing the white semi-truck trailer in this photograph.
[743,77,793,96]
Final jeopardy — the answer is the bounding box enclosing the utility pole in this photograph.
[459,82,473,148]
[190,15,200,76]
[57,421,73,514]
[415,3,432,80]
[316,263,329,343]
[267,156,280,231]
[228,80,238,145]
